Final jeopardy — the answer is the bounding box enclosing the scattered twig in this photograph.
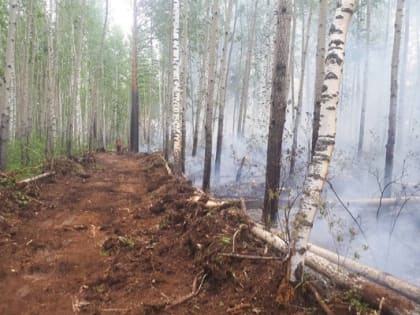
[306,282,334,315]
[101,308,129,313]
[232,224,247,253]
[219,253,283,260]
[17,171,55,185]
[227,302,252,313]
[377,296,385,315]
[165,272,207,310]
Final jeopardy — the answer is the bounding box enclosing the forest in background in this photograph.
[1,0,420,285]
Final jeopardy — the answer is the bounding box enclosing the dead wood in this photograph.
[218,253,283,260]
[17,171,55,184]
[165,273,207,310]
[306,282,334,315]
[250,224,420,315]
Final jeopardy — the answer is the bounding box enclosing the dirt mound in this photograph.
[0,152,376,315]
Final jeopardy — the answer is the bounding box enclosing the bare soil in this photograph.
[0,152,368,315]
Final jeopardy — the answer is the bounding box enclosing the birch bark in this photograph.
[290,0,357,282]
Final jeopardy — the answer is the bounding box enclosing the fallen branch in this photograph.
[219,253,283,260]
[17,171,55,184]
[227,302,252,313]
[232,224,247,253]
[306,282,334,315]
[250,224,420,315]
[342,196,420,207]
[307,243,420,304]
[165,273,207,310]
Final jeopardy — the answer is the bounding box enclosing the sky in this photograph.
[109,0,132,36]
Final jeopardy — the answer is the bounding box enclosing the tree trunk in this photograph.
[290,0,357,282]
[130,0,139,153]
[397,0,409,153]
[289,1,314,176]
[237,0,258,138]
[384,0,404,197]
[357,0,371,157]
[262,0,292,227]
[172,0,182,175]
[214,0,234,178]
[311,0,328,157]
[202,0,219,192]
[0,0,18,170]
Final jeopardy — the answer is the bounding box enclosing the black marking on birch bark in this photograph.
[329,24,343,35]
[331,39,344,47]
[322,85,328,93]
[297,247,307,255]
[342,8,354,14]
[325,72,338,80]
[336,15,344,19]
[326,106,336,110]
[326,52,343,65]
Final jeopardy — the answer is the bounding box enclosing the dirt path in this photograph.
[0,152,356,315]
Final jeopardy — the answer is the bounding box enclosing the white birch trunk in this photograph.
[290,0,357,282]
[0,0,18,170]
[172,0,182,175]
[46,0,57,159]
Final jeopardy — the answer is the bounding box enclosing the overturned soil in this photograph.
[0,152,370,315]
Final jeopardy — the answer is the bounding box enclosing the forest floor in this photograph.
[0,152,375,315]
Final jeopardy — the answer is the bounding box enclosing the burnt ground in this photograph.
[0,152,373,315]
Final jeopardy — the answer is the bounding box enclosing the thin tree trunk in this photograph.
[202,0,219,192]
[130,0,139,152]
[214,0,234,177]
[357,0,371,157]
[311,0,328,157]
[289,1,314,176]
[237,0,258,138]
[172,0,182,174]
[397,0,409,153]
[384,0,404,197]
[262,0,292,227]
[1,0,18,170]
[290,0,357,282]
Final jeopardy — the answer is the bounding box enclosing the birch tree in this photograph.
[202,0,219,192]
[214,0,234,177]
[311,0,328,157]
[289,1,313,175]
[0,0,18,170]
[384,0,404,197]
[262,0,292,227]
[237,0,258,138]
[357,0,371,156]
[130,0,139,152]
[172,0,182,175]
[290,0,357,282]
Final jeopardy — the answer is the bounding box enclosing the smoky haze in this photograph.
[182,0,420,285]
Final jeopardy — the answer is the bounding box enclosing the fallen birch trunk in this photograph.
[342,197,420,207]
[250,225,420,315]
[17,172,55,184]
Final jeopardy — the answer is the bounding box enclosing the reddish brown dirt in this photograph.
[0,152,368,315]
